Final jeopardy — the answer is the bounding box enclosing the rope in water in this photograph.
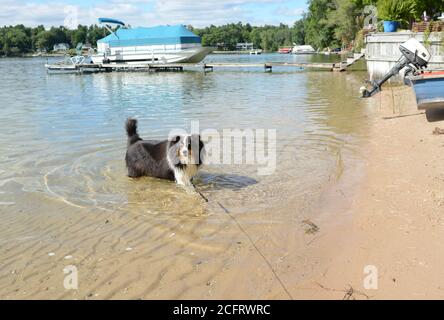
[192,183,294,300]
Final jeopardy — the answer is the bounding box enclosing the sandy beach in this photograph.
[296,85,444,299]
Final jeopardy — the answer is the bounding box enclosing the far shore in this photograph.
[1,53,67,58]
[1,50,350,59]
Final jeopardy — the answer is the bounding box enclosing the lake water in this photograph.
[0,54,373,299]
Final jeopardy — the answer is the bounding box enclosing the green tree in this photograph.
[304,0,338,50]
[328,0,362,47]
[3,27,31,56]
[71,25,88,47]
[35,30,51,50]
[413,0,444,20]
[293,19,306,45]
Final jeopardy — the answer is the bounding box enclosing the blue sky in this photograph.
[0,0,307,28]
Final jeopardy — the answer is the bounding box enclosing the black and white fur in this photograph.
[125,118,204,186]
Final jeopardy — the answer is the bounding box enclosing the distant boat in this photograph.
[91,18,214,65]
[405,71,444,110]
[278,47,292,54]
[292,44,316,55]
[249,49,262,55]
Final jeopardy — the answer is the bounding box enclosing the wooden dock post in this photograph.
[203,64,214,73]
[333,62,347,72]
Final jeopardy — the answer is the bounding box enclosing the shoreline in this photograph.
[298,85,444,299]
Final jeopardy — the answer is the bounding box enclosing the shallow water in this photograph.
[0,54,372,298]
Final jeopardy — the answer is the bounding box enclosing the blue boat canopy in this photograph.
[98,25,201,47]
[98,18,126,26]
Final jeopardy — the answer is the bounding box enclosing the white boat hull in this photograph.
[292,45,316,55]
[91,46,214,65]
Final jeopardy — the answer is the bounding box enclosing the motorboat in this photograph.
[278,47,292,54]
[91,18,214,65]
[292,44,316,54]
[405,71,444,110]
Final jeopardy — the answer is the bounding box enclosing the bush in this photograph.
[377,0,417,27]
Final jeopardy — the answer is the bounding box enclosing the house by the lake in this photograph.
[236,43,254,51]
[53,43,70,52]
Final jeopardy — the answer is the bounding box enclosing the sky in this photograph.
[0,0,307,28]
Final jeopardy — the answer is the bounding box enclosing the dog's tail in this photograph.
[125,118,141,146]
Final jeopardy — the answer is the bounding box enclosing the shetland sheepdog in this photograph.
[125,119,204,185]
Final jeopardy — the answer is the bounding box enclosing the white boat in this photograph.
[249,49,262,55]
[91,18,214,65]
[45,55,100,74]
[292,44,316,55]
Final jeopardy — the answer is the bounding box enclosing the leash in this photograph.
[192,182,294,300]
[192,183,209,203]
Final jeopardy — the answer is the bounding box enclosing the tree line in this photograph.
[0,24,108,56]
[1,0,443,56]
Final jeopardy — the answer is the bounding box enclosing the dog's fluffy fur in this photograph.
[125,118,204,185]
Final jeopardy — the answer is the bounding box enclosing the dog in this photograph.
[125,118,204,186]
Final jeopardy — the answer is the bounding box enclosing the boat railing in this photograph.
[107,43,200,54]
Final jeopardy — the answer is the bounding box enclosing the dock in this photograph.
[45,56,365,74]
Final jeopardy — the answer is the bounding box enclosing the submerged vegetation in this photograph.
[0,0,443,56]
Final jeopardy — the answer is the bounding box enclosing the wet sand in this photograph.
[298,86,444,299]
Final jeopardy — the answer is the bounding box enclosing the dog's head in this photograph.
[167,134,205,167]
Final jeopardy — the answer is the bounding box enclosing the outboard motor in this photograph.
[360,38,431,98]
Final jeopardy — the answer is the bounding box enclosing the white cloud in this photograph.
[275,6,305,17]
[0,0,298,28]
[0,1,67,26]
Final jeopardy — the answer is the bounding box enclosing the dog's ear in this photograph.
[170,136,181,144]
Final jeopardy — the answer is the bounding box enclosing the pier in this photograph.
[46,55,365,74]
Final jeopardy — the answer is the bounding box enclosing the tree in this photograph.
[328,0,362,47]
[293,19,306,45]
[412,0,444,20]
[304,0,338,50]
[35,30,52,50]
[71,25,88,47]
[3,27,30,56]
[31,25,45,51]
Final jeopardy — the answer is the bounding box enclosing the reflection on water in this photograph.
[0,55,372,299]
